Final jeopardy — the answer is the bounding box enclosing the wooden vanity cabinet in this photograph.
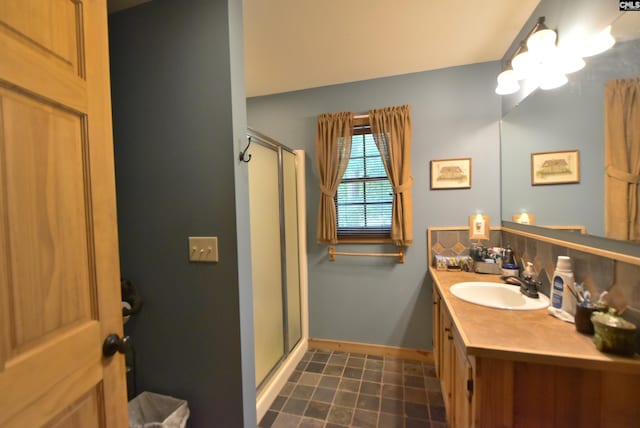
[433,288,473,428]
[433,280,640,428]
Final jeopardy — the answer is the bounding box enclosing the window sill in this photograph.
[334,237,395,244]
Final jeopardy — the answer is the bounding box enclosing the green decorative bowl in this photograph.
[591,309,637,356]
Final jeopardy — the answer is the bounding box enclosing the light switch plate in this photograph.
[188,236,218,263]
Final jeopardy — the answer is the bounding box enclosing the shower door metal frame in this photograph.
[249,129,303,391]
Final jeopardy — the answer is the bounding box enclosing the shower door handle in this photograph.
[103,333,130,357]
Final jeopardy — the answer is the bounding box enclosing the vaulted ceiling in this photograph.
[107,0,542,97]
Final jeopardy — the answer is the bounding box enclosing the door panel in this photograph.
[1,89,92,352]
[0,1,127,426]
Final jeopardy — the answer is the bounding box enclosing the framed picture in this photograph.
[531,150,580,185]
[430,157,471,189]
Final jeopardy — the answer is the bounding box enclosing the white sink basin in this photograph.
[450,281,550,310]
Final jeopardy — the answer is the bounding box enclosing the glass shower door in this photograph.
[248,142,284,386]
[282,150,301,352]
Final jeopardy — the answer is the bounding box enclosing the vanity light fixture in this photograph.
[580,25,615,57]
[495,18,615,96]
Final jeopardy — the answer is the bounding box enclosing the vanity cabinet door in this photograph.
[440,303,454,416]
[433,289,442,376]
[452,339,473,428]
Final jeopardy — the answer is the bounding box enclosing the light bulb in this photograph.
[580,25,615,57]
[511,51,535,80]
[495,70,520,95]
[527,28,557,61]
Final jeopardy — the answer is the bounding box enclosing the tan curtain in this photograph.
[605,78,640,242]
[316,112,353,243]
[369,105,413,246]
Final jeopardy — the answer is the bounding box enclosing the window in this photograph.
[335,120,393,239]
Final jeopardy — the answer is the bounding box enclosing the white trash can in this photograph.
[128,391,189,428]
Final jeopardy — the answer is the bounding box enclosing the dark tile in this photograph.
[319,375,340,389]
[383,371,403,385]
[299,372,321,386]
[334,390,357,407]
[281,397,308,416]
[424,365,437,377]
[380,398,403,415]
[346,357,365,368]
[404,375,424,388]
[352,409,378,428]
[356,394,380,411]
[292,384,315,400]
[311,352,330,363]
[362,369,382,382]
[327,405,354,425]
[406,417,432,428]
[324,364,344,376]
[299,418,324,428]
[301,352,312,362]
[429,404,446,422]
[384,360,403,372]
[328,355,347,366]
[427,390,444,406]
[312,387,336,403]
[364,359,383,370]
[424,376,441,391]
[271,412,301,428]
[280,382,295,397]
[360,381,381,396]
[270,395,287,411]
[343,367,363,379]
[404,363,424,376]
[405,402,429,420]
[259,410,278,428]
[366,354,384,360]
[349,352,367,358]
[326,424,349,428]
[339,378,360,392]
[381,384,403,400]
[304,400,330,420]
[296,360,309,371]
[305,362,325,373]
[378,412,404,428]
[405,387,427,404]
[288,370,301,382]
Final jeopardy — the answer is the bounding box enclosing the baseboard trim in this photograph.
[308,338,433,363]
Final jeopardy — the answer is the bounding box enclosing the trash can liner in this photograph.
[128,391,189,428]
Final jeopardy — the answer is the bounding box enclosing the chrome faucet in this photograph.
[502,275,541,299]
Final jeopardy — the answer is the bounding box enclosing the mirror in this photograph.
[500,13,640,243]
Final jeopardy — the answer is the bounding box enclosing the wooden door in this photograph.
[0,1,128,427]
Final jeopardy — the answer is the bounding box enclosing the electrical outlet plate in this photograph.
[188,236,218,263]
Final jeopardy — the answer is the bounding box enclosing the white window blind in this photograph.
[335,132,392,237]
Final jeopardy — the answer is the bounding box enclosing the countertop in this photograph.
[430,267,640,374]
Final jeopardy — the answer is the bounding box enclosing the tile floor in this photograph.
[258,348,448,428]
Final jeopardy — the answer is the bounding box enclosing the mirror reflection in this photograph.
[500,14,640,242]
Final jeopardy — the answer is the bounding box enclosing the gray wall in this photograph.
[109,0,255,426]
[247,62,502,349]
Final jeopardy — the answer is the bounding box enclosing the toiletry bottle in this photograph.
[551,256,575,314]
[501,244,518,276]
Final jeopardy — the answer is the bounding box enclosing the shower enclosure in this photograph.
[247,130,308,420]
